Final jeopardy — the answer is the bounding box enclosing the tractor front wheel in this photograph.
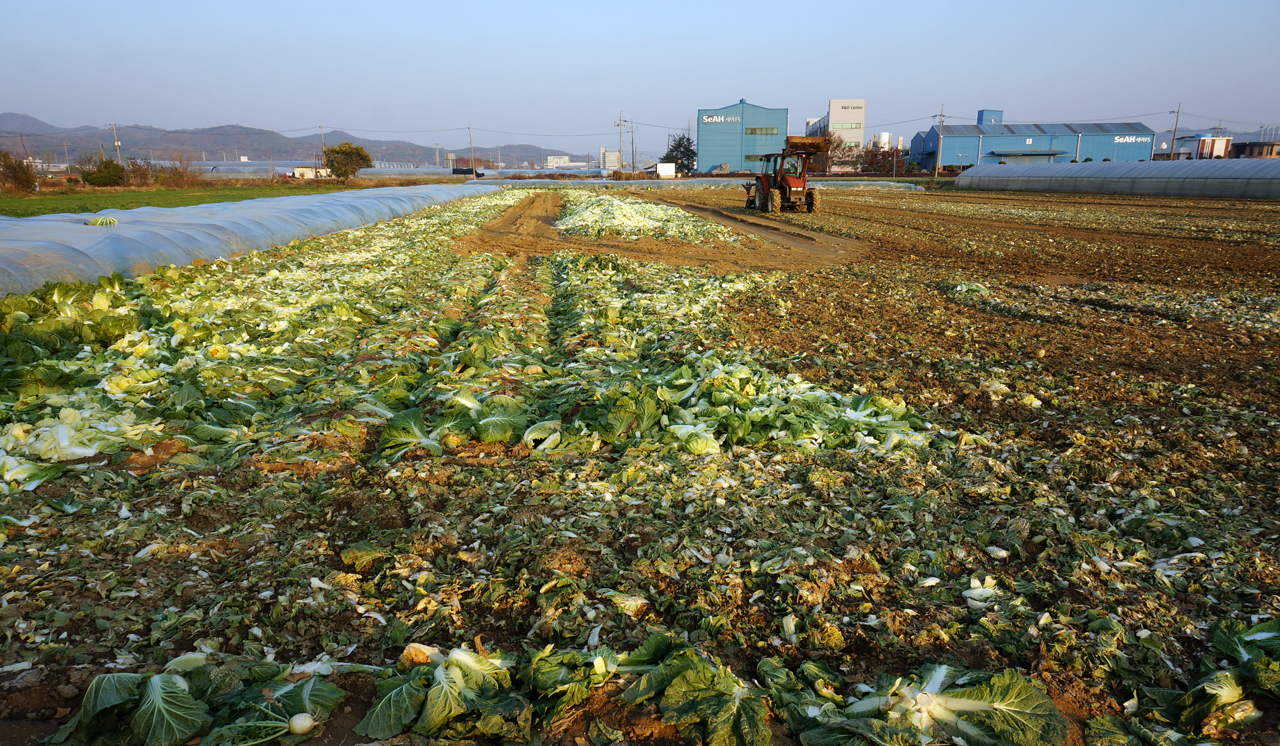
[768,189,781,215]
[755,186,768,212]
[806,189,820,213]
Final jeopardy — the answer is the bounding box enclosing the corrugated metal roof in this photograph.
[939,122,1153,136]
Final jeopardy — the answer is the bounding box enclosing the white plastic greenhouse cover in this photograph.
[0,183,498,296]
[200,166,611,179]
[471,178,924,191]
[955,159,1280,198]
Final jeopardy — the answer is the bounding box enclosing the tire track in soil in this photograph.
[822,199,1280,259]
[669,188,1280,288]
[641,194,866,257]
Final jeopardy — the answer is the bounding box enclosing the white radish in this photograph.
[289,713,315,735]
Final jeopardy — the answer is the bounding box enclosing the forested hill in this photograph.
[0,113,583,165]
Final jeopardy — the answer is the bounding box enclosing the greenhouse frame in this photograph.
[954,159,1280,198]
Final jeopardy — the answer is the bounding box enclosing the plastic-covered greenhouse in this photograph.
[199,165,611,179]
[954,159,1280,197]
[0,184,497,296]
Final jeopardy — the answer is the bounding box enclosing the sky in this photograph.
[5,0,1280,162]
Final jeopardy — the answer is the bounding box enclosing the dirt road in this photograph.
[451,190,854,273]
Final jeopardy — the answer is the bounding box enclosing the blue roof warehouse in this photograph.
[911,110,1156,171]
[696,99,788,173]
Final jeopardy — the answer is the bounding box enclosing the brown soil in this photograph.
[544,680,684,746]
[652,193,864,257]
[450,191,853,274]
[1036,671,1123,746]
[663,187,1280,288]
[3,721,58,746]
[0,664,107,744]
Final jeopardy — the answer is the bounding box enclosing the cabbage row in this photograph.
[0,190,530,499]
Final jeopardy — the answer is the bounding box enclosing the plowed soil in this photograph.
[651,186,1279,508]
[451,190,854,273]
[657,187,1280,287]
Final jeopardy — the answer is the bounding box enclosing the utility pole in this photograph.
[63,142,69,171]
[931,104,945,184]
[497,144,501,171]
[319,123,325,151]
[630,121,636,173]
[468,124,476,176]
[1169,103,1182,161]
[616,113,626,172]
[435,143,440,168]
[111,121,121,163]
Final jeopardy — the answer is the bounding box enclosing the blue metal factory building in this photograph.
[912,110,1156,171]
[696,99,788,173]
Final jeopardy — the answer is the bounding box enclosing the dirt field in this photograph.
[452,190,855,273]
[2,186,1277,745]
[653,187,1280,467]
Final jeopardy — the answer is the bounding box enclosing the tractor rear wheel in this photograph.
[768,189,781,215]
[806,189,820,213]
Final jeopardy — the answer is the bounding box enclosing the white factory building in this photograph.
[805,99,867,148]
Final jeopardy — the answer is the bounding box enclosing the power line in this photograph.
[1179,112,1271,127]
[628,120,686,131]
[319,126,468,134]
[472,127,615,137]
[869,115,938,128]
[326,126,615,137]
[113,124,321,135]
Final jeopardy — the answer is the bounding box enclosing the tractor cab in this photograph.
[743,136,829,214]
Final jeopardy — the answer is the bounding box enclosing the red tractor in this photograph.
[743,136,829,214]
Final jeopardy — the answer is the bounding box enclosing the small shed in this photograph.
[293,166,332,179]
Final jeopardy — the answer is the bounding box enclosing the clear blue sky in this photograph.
[5,0,1279,161]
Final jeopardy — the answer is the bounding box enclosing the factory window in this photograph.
[745,127,778,136]
[745,155,765,161]
[833,123,862,129]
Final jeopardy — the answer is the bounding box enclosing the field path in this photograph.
[452,191,852,273]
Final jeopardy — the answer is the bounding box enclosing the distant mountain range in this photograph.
[0,113,584,167]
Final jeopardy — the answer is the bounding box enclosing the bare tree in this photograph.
[819,134,863,172]
[161,151,204,188]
